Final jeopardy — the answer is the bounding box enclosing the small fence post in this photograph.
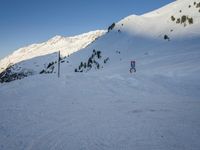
[58,51,60,78]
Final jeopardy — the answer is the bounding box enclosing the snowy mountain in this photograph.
[0,30,105,82]
[0,30,105,76]
[63,0,200,76]
[0,0,200,150]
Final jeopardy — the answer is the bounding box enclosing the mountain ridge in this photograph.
[0,30,106,74]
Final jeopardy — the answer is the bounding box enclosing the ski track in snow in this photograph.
[0,73,200,150]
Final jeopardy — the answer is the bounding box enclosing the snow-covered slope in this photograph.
[61,0,200,77]
[0,0,200,150]
[0,30,105,74]
[116,0,200,39]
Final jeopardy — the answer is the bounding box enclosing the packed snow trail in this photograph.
[0,73,200,150]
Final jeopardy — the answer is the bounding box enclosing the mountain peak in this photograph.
[49,35,63,41]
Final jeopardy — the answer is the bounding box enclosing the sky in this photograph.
[0,0,173,59]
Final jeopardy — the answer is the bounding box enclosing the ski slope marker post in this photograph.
[58,51,61,78]
[130,60,136,73]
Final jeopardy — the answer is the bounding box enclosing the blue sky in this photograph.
[0,0,173,59]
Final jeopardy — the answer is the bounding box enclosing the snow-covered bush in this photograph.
[0,66,33,83]
[174,14,194,27]
[176,18,181,23]
[171,16,176,21]
[40,61,56,74]
[104,57,109,64]
[188,17,193,24]
[181,15,187,24]
[75,50,108,73]
[97,51,101,59]
[164,35,170,41]
[196,2,200,8]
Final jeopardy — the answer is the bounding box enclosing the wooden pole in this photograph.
[58,51,60,78]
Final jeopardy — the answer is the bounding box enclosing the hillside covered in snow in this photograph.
[0,30,105,82]
[0,0,200,150]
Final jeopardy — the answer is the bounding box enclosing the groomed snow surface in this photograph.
[0,69,200,150]
[1,39,200,149]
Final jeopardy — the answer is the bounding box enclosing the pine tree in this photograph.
[108,23,115,32]
[97,51,101,59]
[164,35,170,41]
[181,15,187,24]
